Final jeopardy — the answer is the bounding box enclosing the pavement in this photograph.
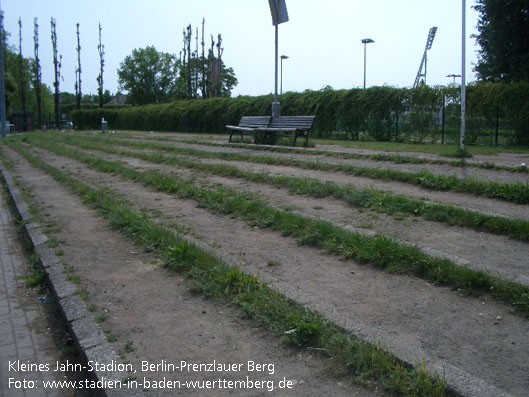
[0,169,137,397]
[0,181,64,396]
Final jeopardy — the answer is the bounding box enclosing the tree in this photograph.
[97,22,104,108]
[33,17,42,127]
[18,18,27,131]
[117,46,179,105]
[50,17,61,128]
[474,0,529,82]
[75,23,82,110]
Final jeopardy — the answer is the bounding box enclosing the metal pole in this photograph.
[272,24,280,117]
[363,42,367,89]
[460,0,466,152]
[280,56,283,95]
[0,0,6,139]
[274,24,278,101]
[424,53,428,86]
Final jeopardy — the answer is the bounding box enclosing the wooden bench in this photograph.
[226,116,271,142]
[226,115,316,146]
[257,116,316,146]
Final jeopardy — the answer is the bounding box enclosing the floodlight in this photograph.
[269,0,289,25]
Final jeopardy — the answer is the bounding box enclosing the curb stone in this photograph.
[1,169,140,397]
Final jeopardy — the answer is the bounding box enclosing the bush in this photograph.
[71,83,529,145]
[515,103,529,145]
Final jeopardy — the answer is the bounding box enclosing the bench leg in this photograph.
[293,131,309,147]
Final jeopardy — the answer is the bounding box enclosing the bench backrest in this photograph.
[269,116,315,130]
[239,116,271,128]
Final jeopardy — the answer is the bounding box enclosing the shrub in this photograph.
[71,83,529,145]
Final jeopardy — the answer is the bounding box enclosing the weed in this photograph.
[47,237,63,248]
[95,313,108,323]
[123,341,135,353]
[106,333,118,343]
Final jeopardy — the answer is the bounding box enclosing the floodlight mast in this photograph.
[413,26,437,88]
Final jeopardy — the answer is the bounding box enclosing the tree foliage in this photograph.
[118,44,237,106]
[118,46,180,105]
[474,0,529,82]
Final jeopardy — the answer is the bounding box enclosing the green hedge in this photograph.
[71,83,529,144]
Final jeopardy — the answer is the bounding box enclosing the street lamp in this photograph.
[0,0,6,138]
[460,0,467,152]
[269,0,289,118]
[446,74,461,84]
[361,38,374,89]
[280,55,289,94]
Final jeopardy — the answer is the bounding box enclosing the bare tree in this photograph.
[33,18,42,128]
[50,18,61,128]
[216,34,223,98]
[97,22,104,108]
[194,26,199,98]
[186,25,192,98]
[75,23,82,110]
[201,18,206,98]
[18,18,28,131]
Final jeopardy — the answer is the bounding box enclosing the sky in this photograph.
[2,0,481,97]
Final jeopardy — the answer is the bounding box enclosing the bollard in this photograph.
[101,117,108,134]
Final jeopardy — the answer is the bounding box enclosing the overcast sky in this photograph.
[3,0,480,97]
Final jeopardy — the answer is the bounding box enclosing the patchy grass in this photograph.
[38,133,529,204]
[11,140,529,318]
[313,139,529,156]
[32,136,529,243]
[180,139,528,174]
[10,140,448,396]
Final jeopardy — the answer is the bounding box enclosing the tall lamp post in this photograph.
[460,0,467,152]
[269,0,289,118]
[361,38,374,89]
[280,55,289,94]
[0,0,6,139]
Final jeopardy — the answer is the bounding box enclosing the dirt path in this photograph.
[108,136,529,185]
[51,144,529,287]
[3,147,382,397]
[7,145,529,396]
[109,131,529,171]
[315,143,529,168]
[86,140,529,222]
[77,135,529,222]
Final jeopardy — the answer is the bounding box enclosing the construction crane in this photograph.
[413,26,438,88]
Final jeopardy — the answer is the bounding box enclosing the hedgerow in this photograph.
[71,83,529,145]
